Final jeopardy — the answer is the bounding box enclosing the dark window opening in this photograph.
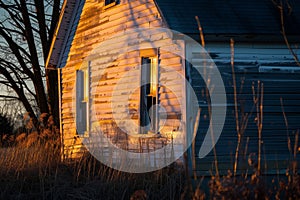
[105,0,118,6]
[76,67,89,135]
[140,57,159,134]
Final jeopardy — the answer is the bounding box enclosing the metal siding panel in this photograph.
[189,43,300,175]
[155,0,300,36]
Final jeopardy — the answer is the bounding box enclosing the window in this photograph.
[105,0,118,6]
[140,57,159,134]
[76,63,90,136]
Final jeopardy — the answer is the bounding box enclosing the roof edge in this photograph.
[46,0,82,69]
[45,0,69,69]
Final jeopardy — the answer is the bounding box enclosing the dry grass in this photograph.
[0,120,299,199]
[0,144,185,199]
[0,114,185,199]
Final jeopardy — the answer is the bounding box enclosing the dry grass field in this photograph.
[0,122,299,199]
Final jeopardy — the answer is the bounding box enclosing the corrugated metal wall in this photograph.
[188,42,300,175]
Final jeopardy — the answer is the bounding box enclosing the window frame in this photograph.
[139,49,159,134]
[104,0,118,8]
[75,62,90,137]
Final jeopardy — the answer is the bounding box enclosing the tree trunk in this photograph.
[46,67,59,127]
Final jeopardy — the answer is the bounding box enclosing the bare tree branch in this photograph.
[0,0,61,127]
[0,65,38,125]
[0,95,19,100]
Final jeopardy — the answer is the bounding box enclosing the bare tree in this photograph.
[0,0,61,127]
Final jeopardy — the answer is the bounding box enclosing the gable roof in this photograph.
[155,0,300,39]
[46,0,85,69]
[47,0,300,68]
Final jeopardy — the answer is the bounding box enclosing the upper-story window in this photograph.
[105,0,118,6]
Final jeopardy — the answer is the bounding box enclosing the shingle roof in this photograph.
[155,0,300,36]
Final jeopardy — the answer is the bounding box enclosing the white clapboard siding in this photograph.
[60,0,185,159]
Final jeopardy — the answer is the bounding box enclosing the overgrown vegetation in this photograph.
[0,113,14,147]
[0,110,299,199]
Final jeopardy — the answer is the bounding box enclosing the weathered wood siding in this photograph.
[61,0,186,159]
[188,42,300,175]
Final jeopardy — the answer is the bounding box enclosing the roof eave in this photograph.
[184,33,300,43]
[45,0,80,69]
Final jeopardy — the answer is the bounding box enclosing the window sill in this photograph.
[77,131,89,138]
